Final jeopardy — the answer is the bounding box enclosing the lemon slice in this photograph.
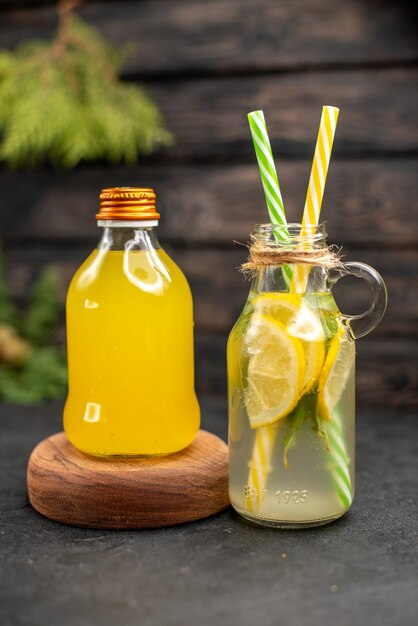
[287,302,325,392]
[317,324,355,421]
[254,294,325,393]
[301,339,326,393]
[244,315,305,428]
[253,292,301,323]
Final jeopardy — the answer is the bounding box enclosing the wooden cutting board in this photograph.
[27,430,229,529]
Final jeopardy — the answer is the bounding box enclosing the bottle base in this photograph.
[231,504,347,529]
[64,429,199,458]
[79,450,175,458]
[67,443,192,459]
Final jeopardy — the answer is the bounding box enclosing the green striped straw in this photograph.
[325,411,353,508]
[245,110,292,509]
[247,107,353,511]
[247,110,292,288]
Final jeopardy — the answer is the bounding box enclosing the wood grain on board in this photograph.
[0,160,416,247]
[4,247,417,339]
[27,430,229,529]
[0,0,416,407]
[0,0,416,75]
[148,70,417,159]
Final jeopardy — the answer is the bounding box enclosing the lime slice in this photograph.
[317,324,355,421]
[244,315,305,428]
[254,293,325,393]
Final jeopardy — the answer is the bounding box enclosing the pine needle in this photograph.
[0,10,173,169]
[24,267,61,346]
[0,246,68,404]
[0,244,17,325]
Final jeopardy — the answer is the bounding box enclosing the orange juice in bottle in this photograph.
[63,187,200,456]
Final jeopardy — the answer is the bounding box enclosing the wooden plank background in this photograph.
[0,0,417,408]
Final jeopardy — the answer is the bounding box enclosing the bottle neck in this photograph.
[97,225,161,252]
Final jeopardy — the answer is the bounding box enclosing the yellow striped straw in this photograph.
[289,105,353,510]
[245,425,277,511]
[291,106,339,294]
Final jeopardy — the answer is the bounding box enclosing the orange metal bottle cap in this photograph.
[96,187,160,221]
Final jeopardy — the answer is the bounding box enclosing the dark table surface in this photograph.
[0,398,417,626]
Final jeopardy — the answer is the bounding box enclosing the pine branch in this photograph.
[0,245,17,325]
[23,267,61,346]
[0,10,173,169]
[0,245,68,403]
[0,348,67,404]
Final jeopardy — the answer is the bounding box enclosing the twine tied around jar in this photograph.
[240,239,345,275]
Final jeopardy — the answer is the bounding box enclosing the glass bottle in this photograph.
[227,223,387,527]
[64,187,200,456]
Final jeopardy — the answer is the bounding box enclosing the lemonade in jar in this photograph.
[228,223,387,527]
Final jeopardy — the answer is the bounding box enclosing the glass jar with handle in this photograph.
[227,223,387,527]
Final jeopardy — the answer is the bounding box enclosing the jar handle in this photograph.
[328,262,387,339]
